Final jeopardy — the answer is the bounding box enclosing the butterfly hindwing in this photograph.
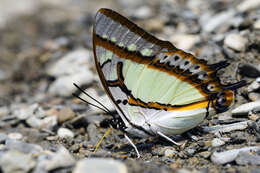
[93,8,235,126]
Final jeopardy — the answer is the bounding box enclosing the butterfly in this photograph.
[91,8,245,157]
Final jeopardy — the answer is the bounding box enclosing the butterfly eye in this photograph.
[207,84,215,92]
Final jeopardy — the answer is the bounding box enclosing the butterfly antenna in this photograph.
[94,127,112,153]
[73,83,111,114]
[72,93,110,114]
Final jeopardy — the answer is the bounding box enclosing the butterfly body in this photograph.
[93,8,244,143]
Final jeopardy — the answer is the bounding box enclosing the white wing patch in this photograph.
[122,61,205,106]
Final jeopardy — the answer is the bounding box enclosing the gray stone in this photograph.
[47,49,95,97]
[5,140,42,154]
[73,158,128,173]
[201,10,235,32]
[45,147,75,171]
[203,120,251,133]
[235,151,260,165]
[248,79,260,92]
[26,115,57,130]
[14,103,45,120]
[57,128,74,138]
[232,101,260,116]
[0,150,36,173]
[211,146,260,165]
[224,33,247,51]
[0,133,8,143]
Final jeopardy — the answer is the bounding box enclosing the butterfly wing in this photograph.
[93,8,236,136]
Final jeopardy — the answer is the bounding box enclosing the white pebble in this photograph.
[73,158,127,173]
[253,19,260,30]
[8,133,23,140]
[247,80,260,92]
[57,128,74,138]
[169,34,200,51]
[203,120,251,133]
[237,0,260,12]
[224,33,247,51]
[211,138,225,147]
[133,6,152,19]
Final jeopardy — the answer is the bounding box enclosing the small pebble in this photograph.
[232,101,260,116]
[177,168,200,173]
[0,133,8,143]
[73,158,127,173]
[247,79,260,92]
[57,128,74,138]
[45,147,75,171]
[26,115,57,130]
[211,138,225,147]
[5,140,42,154]
[164,148,176,157]
[203,120,251,133]
[57,107,75,123]
[253,19,260,30]
[146,18,164,32]
[248,112,260,121]
[71,144,80,153]
[248,92,260,102]
[8,133,23,140]
[14,103,45,120]
[201,10,235,32]
[185,148,195,157]
[198,151,211,159]
[132,6,152,19]
[237,0,260,12]
[169,34,200,50]
[224,33,247,52]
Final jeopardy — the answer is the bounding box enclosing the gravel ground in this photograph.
[0,0,260,172]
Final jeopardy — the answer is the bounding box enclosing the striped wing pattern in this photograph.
[93,8,234,116]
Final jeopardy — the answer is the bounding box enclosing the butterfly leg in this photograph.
[124,134,140,158]
[157,131,181,146]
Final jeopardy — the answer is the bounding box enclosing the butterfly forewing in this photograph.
[93,9,235,133]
